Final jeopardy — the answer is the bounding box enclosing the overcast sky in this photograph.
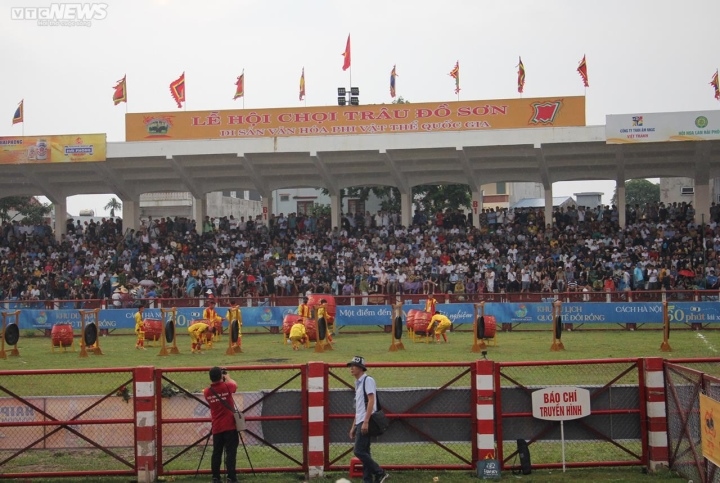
[2,0,719,215]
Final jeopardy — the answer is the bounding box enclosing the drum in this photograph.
[307,294,336,319]
[304,318,318,340]
[283,314,304,337]
[407,309,421,332]
[51,324,74,347]
[411,311,433,335]
[143,319,163,341]
[482,315,497,339]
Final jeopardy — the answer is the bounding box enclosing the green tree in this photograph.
[104,197,122,217]
[612,179,660,206]
[0,196,52,224]
[413,184,471,215]
[392,96,409,104]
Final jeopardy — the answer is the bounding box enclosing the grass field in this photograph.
[2,325,715,482]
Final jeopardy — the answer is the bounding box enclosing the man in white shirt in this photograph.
[348,356,389,483]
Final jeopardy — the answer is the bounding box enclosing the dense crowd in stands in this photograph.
[2,200,720,305]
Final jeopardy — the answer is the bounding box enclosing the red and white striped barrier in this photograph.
[475,360,496,461]
[307,361,326,477]
[644,357,669,471]
[134,366,157,482]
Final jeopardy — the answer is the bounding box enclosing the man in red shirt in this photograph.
[203,367,239,483]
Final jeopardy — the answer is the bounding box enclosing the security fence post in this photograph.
[134,366,158,482]
[307,361,326,478]
[644,357,669,471]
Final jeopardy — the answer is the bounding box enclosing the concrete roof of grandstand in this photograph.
[511,197,576,209]
[3,125,720,204]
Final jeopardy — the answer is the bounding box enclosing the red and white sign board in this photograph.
[532,386,591,421]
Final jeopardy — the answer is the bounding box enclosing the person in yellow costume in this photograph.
[203,298,223,341]
[425,294,437,316]
[188,322,212,353]
[226,300,242,350]
[298,297,311,318]
[134,303,146,349]
[427,311,453,343]
[316,299,334,344]
[289,320,307,350]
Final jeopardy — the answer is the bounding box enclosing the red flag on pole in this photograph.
[342,34,351,71]
[170,72,185,108]
[299,68,306,101]
[517,57,526,93]
[112,75,127,105]
[577,55,589,87]
[12,100,23,125]
[449,61,460,94]
[234,71,245,100]
[390,65,398,98]
[711,70,720,101]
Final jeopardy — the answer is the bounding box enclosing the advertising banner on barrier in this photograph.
[606,110,720,144]
[700,393,720,467]
[14,301,720,331]
[0,133,107,164]
[125,96,586,141]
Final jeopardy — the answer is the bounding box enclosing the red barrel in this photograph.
[51,324,73,347]
[482,315,497,339]
[411,311,433,335]
[283,314,304,337]
[407,309,421,332]
[143,319,163,341]
[307,294,336,319]
[304,318,318,340]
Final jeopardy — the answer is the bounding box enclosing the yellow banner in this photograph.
[700,394,720,467]
[0,133,106,164]
[125,96,585,141]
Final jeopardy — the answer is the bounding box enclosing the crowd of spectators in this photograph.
[1,200,719,306]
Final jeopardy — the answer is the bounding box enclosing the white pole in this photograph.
[561,420,566,472]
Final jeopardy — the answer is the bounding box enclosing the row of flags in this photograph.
[10,34,720,124]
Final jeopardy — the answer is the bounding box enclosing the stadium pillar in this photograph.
[54,199,67,242]
[192,197,205,234]
[330,194,341,229]
[133,366,157,482]
[544,187,553,227]
[471,191,483,227]
[616,179,626,228]
[306,362,326,477]
[695,182,710,225]
[643,357,669,472]
[400,192,411,228]
[122,200,137,233]
[261,195,272,228]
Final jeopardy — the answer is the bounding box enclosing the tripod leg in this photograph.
[195,432,212,478]
[239,432,255,475]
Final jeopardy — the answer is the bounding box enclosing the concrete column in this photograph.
[471,190,483,227]
[54,198,67,242]
[122,200,137,233]
[261,195,273,226]
[400,192,412,227]
[695,182,710,225]
[192,197,205,234]
[329,195,341,229]
[616,180,626,228]
[544,187,553,228]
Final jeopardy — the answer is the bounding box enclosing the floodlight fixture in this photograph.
[350,87,360,96]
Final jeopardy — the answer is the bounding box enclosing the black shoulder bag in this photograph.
[363,377,389,436]
[209,384,246,432]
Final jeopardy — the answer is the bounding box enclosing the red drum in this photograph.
[143,319,163,341]
[283,314,304,337]
[482,315,497,339]
[51,324,73,347]
[307,294,336,319]
[411,311,433,335]
[407,309,421,332]
[304,318,318,340]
